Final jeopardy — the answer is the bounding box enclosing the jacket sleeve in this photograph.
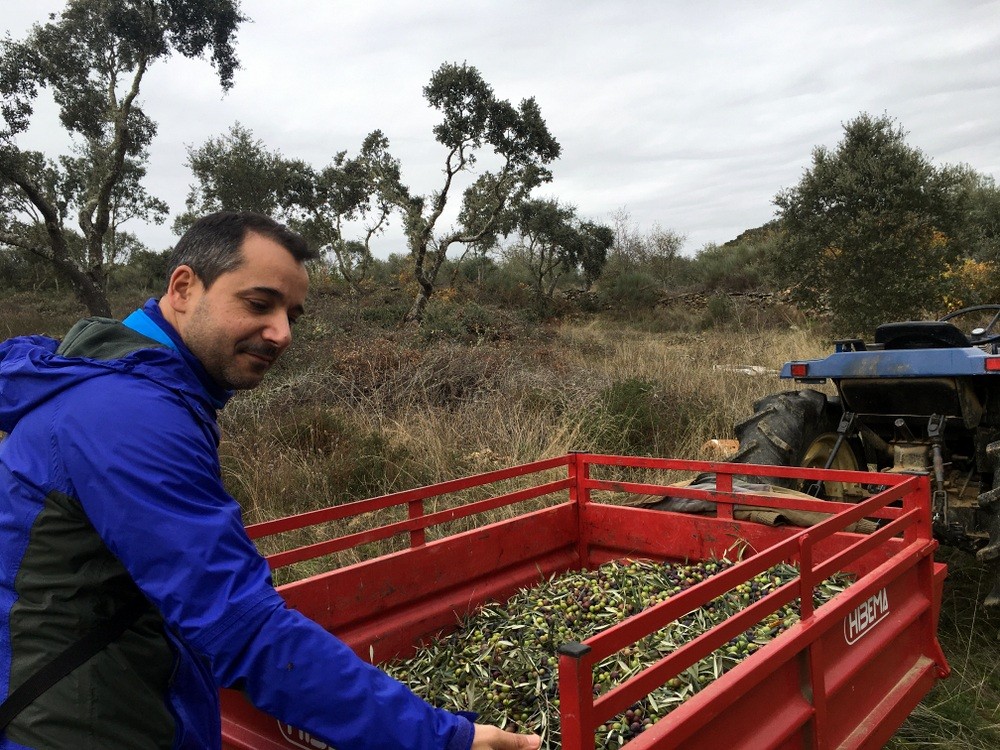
[53,376,474,750]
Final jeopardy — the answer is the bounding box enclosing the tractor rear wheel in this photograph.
[732,389,861,500]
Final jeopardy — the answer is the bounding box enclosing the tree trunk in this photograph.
[404,240,450,324]
[406,285,431,324]
[44,222,113,317]
[76,280,113,318]
[51,251,112,317]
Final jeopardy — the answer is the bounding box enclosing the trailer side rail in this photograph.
[232,455,947,750]
[558,454,946,750]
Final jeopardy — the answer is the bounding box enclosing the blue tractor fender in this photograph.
[781,346,1000,382]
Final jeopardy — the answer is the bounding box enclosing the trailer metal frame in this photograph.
[221,454,948,750]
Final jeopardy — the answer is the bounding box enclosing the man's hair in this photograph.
[166,211,318,289]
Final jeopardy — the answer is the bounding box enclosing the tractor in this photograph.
[731,304,1000,604]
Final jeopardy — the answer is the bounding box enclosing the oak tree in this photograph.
[368,62,561,322]
[774,113,965,334]
[179,124,397,293]
[0,0,246,316]
[174,122,284,233]
[281,135,397,293]
[501,199,612,312]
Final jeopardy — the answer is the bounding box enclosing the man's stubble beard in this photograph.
[185,301,279,391]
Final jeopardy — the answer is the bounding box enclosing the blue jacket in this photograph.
[0,299,474,750]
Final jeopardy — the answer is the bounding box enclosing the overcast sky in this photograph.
[4,0,1000,256]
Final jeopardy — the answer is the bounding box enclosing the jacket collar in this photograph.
[130,298,234,410]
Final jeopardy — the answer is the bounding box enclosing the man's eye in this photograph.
[247,299,269,312]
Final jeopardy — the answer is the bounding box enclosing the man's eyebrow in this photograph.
[243,286,306,317]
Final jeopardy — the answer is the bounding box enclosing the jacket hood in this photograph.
[0,335,64,433]
[0,313,226,435]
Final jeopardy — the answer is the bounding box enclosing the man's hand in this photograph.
[471,723,541,749]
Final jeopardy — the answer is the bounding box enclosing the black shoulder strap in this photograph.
[0,596,147,731]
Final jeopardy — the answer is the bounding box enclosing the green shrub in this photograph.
[689,241,777,293]
[477,269,535,311]
[419,299,513,344]
[586,378,673,455]
[109,248,171,295]
[597,266,661,311]
[220,406,418,516]
[705,294,737,326]
[0,248,62,293]
[360,300,411,328]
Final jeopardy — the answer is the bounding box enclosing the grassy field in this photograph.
[3,287,1000,745]
[218,295,1000,747]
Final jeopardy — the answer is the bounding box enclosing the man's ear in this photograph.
[164,265,200,314]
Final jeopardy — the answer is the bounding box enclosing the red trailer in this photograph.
[220,454,948,750]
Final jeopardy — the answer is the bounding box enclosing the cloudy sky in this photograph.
[4,0,1000,256]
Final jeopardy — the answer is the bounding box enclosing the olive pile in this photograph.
[384,558,849,748]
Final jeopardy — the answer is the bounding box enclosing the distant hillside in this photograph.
[723,220,781,248]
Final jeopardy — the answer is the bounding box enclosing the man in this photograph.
[0,212,540,750]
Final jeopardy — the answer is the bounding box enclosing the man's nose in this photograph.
[263,313,293,350]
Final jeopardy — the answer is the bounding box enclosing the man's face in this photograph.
[180,232,310,390]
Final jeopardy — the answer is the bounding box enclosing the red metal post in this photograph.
[903,474,932,546]
[569,452,592,568]
[918,550,950,679]
[901,474,950,678]
[795,527,828,746]
[715,468,734,519]
[407,497,426,548]
[557,641,594,750]
[798,532,814,621]
[806,634,830,750]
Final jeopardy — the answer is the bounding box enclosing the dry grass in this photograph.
[217,316,838,586]
[9,287,992,745]
[0,290,90,338]
[221,319,827,521]
[217,312,1000,747]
